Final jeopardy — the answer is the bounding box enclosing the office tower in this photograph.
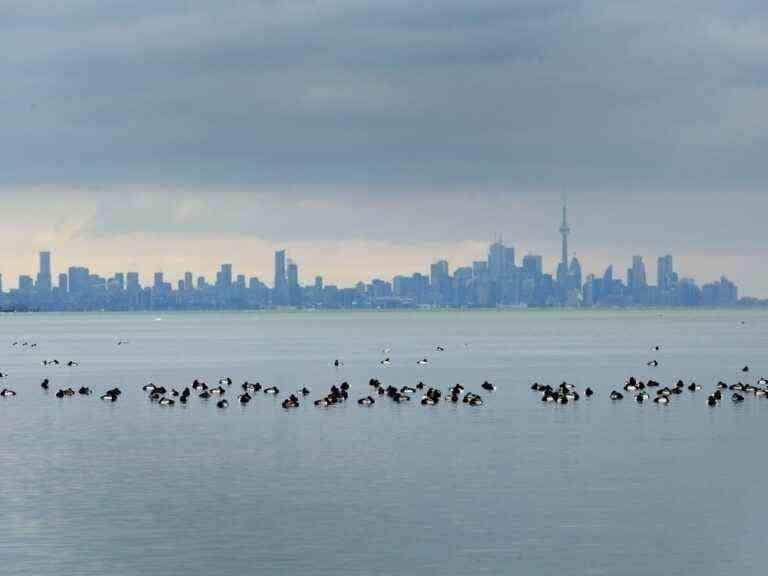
[488,242,506,279]
[184,272,193,291]
[221,264,232,288]
[153,272,164,289]
[287,259,300,305]
[68,267,90,294]
[236,274,246,289]
[315,276,323,292]
[126,272,140,293]
[19,275,34,291]
[631,255,647,289]
[569,256,582,292]
[177,280,184,291]
[196,276,206,290]
[58,273,68,293]
[430,260,449,286]
[37,251,52,292]
[472,261,488,279]
[522,254,543,280]
[274,250,287,304]
[504,246,516,272]
[657,255,674,291]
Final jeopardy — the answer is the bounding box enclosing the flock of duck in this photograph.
[1,341,762,412]
[531,350,763,407]
[0,374,495,410]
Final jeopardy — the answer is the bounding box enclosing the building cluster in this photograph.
[0,206,750,311]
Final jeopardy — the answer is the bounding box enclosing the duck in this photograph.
[300,387,310,396]
[142,383,156,392]
[282,398,299,409]
[41,378,50,390]
[707,395,717,406]
[67,361,79,367]
[78,387,92,395]
[417,359,429,366]
[219,377,233,386]
[610,390,624,400]
[400,386,416,394]
[469,395,484,406]
[216,399,229,409]
[210,386,226,395]
[436,346,445,352]
[263,386,279,395]
[100,392,118,402]
[688,382,702,392]
[585,387,594,397]
[159,398,175,406]
[334,359,343,368]
[481,381,496,392]
[420,396,437,406]
[380,358,391,366]
[653,395,670,405]
[647,360,659,367]
[732,392,745,403]
[742,366,750,373]
[0,388,17,397]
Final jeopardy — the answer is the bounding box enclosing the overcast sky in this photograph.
[2,1,767,294]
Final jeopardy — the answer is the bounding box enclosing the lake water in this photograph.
[1,310,767,575]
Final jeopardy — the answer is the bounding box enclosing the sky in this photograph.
[1,1,767,294]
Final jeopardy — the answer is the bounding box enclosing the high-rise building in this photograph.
[488,242,506,279]
[19,275,34,292]
[657,255,674,291]
[153,272,164,289]
[126,272,140,293]
[217,264,232,289]
[569,256,582,292]
[287,259,300,305]
[631,255,647,289]
[522,254,543,280]
[68,267,90,294]
[184,272,194,291]
[37,251,52,292]
[58,273,68,292]
[274,250,287,304]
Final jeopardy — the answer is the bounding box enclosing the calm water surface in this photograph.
[1,310,767,575]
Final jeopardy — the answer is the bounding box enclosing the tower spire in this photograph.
[559,198,570,267]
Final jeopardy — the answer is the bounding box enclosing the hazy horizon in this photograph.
[3,2,767,295]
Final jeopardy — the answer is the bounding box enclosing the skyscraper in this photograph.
[217,264,232,289]
[184,271,194,291]
[488,242,506,279]
[37,251,52,293]
[657,255,674,291]
[58,273,68,292]
[274,250,287,304]
[287,259,300,305]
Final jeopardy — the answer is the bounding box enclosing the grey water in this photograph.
[1,310,767,576]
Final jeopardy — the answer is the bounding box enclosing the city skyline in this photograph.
[0,203,750,310]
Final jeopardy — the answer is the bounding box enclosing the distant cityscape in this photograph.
[0,204,762,311]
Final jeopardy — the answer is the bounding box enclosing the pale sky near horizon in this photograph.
[2,2,767,295]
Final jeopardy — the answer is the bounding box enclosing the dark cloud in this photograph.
[0,1,766,293]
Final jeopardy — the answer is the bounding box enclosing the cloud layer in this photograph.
[1,1,766,293]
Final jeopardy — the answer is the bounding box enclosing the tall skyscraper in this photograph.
[37,251,52,293]
[287,259,300,305]
[184,271,193,291]
[559,201,570,270]
[657,255,674,291]
[488,242,506,279]
[58,273,68,292]
[630,255,647,293]
[274,250,287,304]
[68,267,90,294]
[126,272,140,293]
[217,264,232,289]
